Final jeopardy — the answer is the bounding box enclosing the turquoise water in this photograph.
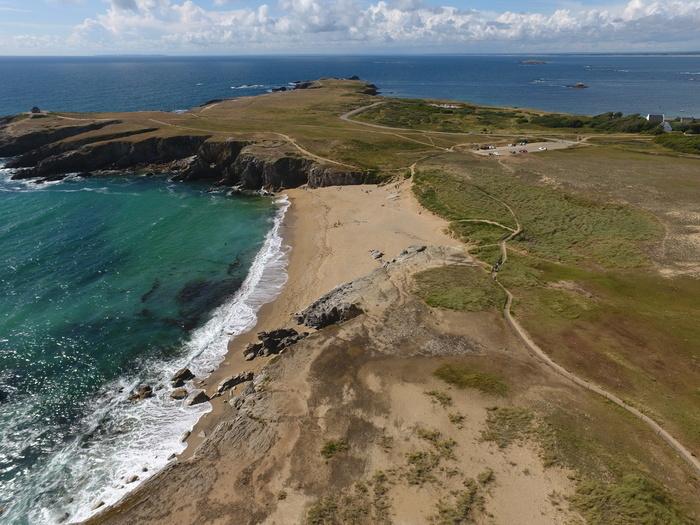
[0,166,288,523]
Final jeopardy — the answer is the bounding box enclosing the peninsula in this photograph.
[1,79,699,525]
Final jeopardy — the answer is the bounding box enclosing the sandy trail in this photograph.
[480,191,700,476]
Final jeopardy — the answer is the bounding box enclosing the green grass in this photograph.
[414,167,661,269]
[404,450,441,486]
[305,473,392,525]
[571,475,694,525]
[530,112,659,133]
[655,133,700,154]
[477,468,495,486]
[434,364,508,397]
[425,390,453,407]
[481,407,534,448]
[321,439,349,459]
[415,427,458,460]
[356,98,659,135]
[430,479,483,524]
[499,254,700,451]
[414,265,505,312]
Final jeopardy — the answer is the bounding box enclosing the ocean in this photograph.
[0,55,699,117]
[0,169,289,523]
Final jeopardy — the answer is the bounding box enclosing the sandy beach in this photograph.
[181,180,460,456]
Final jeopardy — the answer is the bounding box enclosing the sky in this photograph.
[0,0,699,55]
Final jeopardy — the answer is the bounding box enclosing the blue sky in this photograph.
[1,0,699,55]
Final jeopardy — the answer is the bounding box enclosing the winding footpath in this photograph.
[481,192,700,476]
[344,103,700,475]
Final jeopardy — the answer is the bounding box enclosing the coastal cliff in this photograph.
[0,130,373,189]
[0,79,378,190]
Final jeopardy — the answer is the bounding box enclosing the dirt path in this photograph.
[146,118,363,171]
[340,102,586,156]
[355,103,700,472]
[480,193,700,476]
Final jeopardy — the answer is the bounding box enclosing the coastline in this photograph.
[84,178,460,523]
[177,180,461,458]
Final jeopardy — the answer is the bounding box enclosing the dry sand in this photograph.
[182,180,460,455]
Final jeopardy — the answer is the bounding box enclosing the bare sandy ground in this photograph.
[181,180,460,456]
[92,243,581,525]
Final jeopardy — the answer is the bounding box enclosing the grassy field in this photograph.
[406,130,700,522]
[413,265,505,311]
[412,150,700,451]
[655,133,700,155]
[354,98,663,136]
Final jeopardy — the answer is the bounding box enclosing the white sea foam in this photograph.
[231,84,266,89]
[13,195,291,524]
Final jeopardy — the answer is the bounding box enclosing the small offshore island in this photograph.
[2,79,700,524]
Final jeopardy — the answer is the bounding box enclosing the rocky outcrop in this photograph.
[230,152,310,189]
[243,328,308,360]
[170,388,188,400]
[295,285,364,329]
[171,368,195,387]
[173,139,249,182]
[216,372,254,394]
[0,121,118,157]
[186,389,210,406]
[129,385,154,402]
[19,135,210,178]
[4,128,374,190]
[361,84,379,95]
[6,127,158,169]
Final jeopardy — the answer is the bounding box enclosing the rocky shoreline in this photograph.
[0,79,380,191]
[0,133,375,190]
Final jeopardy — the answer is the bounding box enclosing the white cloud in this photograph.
[49,0,700,52]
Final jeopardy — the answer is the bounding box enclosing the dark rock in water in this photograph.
[58,512,70,523]
[293,81,315,90]
[0,389,8,404]
[128,384,153,401]
[227,257,241,275]
[200,99,224,107]
[140,278,161,303]
[361,84,379,95]
[171,367,195,387]
[186,389,210,406]
[347,75,360,80]
[170,387,188,400]
[271,86,287,92]
[217,372,254,394]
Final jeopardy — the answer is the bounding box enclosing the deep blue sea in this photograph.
[1,55,699,117]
